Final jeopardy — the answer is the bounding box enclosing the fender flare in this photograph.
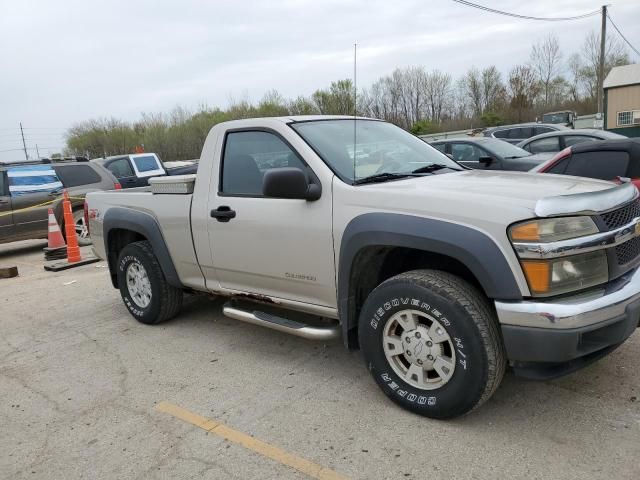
[103,207,182,288]
[338,213,522,345]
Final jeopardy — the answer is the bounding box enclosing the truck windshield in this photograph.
[290,119,461,183]
[542,113,569,124]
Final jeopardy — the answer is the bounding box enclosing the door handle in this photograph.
[210,206,236,222]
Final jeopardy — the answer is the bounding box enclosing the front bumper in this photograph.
[495,267,640,379]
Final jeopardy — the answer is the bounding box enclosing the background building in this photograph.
[604,64,640,137]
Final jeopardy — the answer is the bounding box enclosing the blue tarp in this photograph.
[7,165,63,197]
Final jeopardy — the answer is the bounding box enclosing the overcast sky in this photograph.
[0,0,638,160]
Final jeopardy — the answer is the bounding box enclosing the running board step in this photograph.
[222,303,340,341]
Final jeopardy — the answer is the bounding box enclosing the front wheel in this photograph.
[358,270,505,419]
[116,241,183,324]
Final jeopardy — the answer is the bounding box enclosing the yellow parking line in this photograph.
[154,401,349,480]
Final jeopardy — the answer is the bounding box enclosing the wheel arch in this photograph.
[338,213,522,349]
[103,208,182,289]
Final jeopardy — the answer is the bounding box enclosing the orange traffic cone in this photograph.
[46,208,66,249]
[62,190,82,263]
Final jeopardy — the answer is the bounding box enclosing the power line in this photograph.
[450,0,601,21]
[607,12,640,57]
[0,146,63,153]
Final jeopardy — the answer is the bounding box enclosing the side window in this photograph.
[221,131,308,196]
[450,143,480,163]
[547,158,570,174]
[52,165,102,187]
[507,128,523,139]
[528,137,560,154]
[564,151,629,180]
[563,136,599,148]
[431,143,446,153]
[535,127,554,135]
[519,127,534,138]
[107,158,135,178]
[493,129,509,139]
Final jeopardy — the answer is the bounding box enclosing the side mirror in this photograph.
[479,156,494,168]
[263,167,321,201]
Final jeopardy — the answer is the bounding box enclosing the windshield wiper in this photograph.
[353,172,422,185]
[411,163,460,174]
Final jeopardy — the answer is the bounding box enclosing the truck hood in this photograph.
[352,169,624,226]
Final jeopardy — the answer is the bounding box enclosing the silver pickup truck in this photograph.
[86,115,640,419]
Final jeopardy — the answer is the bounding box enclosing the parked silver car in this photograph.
[483,123,569,144]
[516,129,626,154]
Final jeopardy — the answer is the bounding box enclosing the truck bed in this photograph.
[87,176,205,290]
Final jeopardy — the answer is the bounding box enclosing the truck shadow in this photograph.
[171,295,637,431]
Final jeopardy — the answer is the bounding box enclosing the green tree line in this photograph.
[66,30,631,160]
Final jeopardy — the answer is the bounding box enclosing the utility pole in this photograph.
[19,122,28,161]
[597,4,607,114]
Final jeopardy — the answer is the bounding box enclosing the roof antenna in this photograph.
[353,42,357,182]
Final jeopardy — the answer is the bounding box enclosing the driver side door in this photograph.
[206,129,336,307]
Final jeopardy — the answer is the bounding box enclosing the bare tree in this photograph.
[461,67,483,117]
[567,53,583,102]
[508,65,540,122]
[530,34,562,106]
[579,30,630,103]
[480,66,506,114]
[424,70,452,124]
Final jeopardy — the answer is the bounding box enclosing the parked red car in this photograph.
[532,138,640,190]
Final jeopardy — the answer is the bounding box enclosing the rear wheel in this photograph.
[116,241,183,324]
[358,269,506,419]
[72,209,92,246]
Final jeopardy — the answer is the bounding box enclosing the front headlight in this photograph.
[510,216,598,242]
[509,217,608,297]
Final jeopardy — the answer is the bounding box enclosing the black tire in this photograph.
[116,240,183,325]
[358,269,505,419]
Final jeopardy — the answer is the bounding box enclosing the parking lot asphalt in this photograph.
[1,239,640,480]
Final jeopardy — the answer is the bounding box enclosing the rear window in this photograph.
[53,165,102,187]
[133,155,160,172]
[535,127,554,135]
[565,151,629,180]
[563,135,599,148]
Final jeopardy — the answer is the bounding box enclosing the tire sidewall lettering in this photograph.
[117,253,151,318]
[365,293,474,410]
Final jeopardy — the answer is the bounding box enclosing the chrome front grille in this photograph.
[600,199,640,268]
[601,200,640,230]
[615,236,640,265]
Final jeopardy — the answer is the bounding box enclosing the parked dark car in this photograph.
[92,153,198,189]
[517,129,625,154]
[533,138,640,191]
[430,137,552,171]
[0,158,119,246]
[483,123,569,144]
